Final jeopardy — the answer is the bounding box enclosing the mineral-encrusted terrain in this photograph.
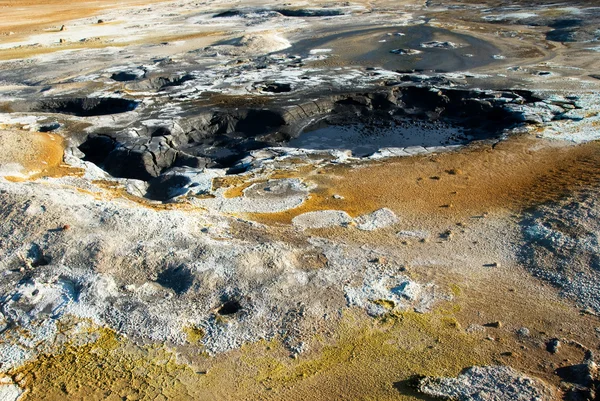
[1,0,600,400]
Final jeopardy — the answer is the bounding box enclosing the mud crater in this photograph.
[213,8,345,19]
[25,97,139,117]
[73,85,575,200]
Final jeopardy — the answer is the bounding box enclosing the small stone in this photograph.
[446,168,463,175]
[466,324,485,333]
[59,38,66,44]
[60,25,66,31]
[484,321,503,328]
[484,262,501,268]
[546,338,561,354]
[332,194,344,200]
[354,208,399,231]
[517,327,530,337]
[97,19,105,24]
[441,230,454,240]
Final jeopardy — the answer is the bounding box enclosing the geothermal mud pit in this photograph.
[1,0,600,400]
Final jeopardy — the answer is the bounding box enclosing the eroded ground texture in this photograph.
[1,0,600,399]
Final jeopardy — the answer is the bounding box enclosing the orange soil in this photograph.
[243,136,600,224]
[0,129,82,180]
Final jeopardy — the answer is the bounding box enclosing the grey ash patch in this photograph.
[418,365,555,401]
[520,188,600,314]
[0,184,447,362]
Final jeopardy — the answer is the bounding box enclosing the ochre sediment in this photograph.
[0,129,83,181]
[247,136,600,225]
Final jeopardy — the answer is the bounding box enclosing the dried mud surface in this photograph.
[1,0,600,400]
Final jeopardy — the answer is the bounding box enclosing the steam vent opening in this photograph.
[218,300,243,315]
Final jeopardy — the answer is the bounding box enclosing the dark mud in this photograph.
[288,118,470,156]
[289,25,502,72]
[16,97,140,117]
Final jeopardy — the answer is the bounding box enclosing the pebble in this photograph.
[546,338,561,354]
[441,230,454,239]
